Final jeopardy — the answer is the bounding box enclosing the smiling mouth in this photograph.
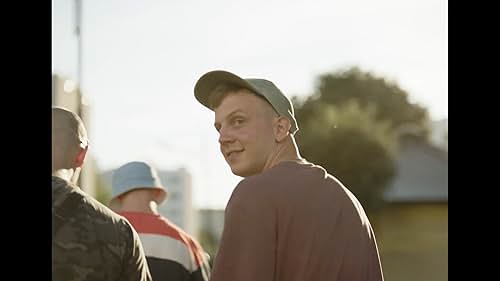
[226,150,243,158]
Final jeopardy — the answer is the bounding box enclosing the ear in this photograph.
[153,189,161,201]
[74,146,88,168]
[274,117,291,142]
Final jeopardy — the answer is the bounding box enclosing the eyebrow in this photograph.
[214,109,246,131]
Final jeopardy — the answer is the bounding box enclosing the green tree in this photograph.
[95,174,111,205]
[198,228,219,268]
[294,100,397,212]
[86,157,112,205]
[292,67,432,213]
[298,66,430,139]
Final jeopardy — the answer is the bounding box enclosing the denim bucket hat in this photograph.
[110,161,167,207]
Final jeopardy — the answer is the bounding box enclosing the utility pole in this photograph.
[75,0,82,94]
[74,0,95,196]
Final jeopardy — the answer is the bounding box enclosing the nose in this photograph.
[218,127,233,145]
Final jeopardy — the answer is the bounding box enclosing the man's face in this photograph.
[214,90,277,177]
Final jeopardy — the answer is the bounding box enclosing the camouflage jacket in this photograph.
[52,176,152,281]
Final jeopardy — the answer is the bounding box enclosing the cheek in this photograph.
[235,129,253,144]
[254,124,275,143]
[247,130,274,157]
[240,122,275,148]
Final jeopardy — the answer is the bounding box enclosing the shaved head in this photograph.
[52,106,89,172]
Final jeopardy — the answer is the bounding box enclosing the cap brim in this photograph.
[194,70,260,110]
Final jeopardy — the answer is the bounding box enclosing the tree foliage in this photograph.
[198,229,218,268]
[297,66,430,139]
[293,66,430,212]
[88,158,112,205]
[294,100,396,212]
[95,175,112,205]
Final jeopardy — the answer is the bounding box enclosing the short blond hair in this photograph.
[208,83,244,109]
[208,83,278,118]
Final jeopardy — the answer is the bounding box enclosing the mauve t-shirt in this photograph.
[210,159,384,281]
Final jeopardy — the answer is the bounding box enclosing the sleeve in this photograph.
[189,243,211,281]
[120,220,153,281]
[210,180,276,281]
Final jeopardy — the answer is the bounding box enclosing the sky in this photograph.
[52,0,448,209]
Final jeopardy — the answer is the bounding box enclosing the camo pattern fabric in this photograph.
[52,176,152,281]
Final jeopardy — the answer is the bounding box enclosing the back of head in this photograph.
[52,106,89,172]
[110,161,168,208]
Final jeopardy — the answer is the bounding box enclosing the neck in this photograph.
[120,198,159,215]
[52,168,79,185]
[263,135,302,172]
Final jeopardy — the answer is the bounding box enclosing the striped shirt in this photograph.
[118,212,210,281]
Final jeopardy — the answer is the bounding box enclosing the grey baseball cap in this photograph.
[194,70,299,134]
[110,161,167,206]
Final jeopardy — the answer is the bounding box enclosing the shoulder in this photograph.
[230,176,270,205]
[230,160,317,199]
[53,177,135,242]
[225,175,277,217]
[174,226,206,259]
[161,217,203,249]
[178,227,204,251]
[52,179,143,280]
[82,190,132,230]
[232,168,283,196]
[164,222,210,270]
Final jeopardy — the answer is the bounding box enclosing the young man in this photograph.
[109,161,210,281]
[52,106,152,281]
[193,70,384,281]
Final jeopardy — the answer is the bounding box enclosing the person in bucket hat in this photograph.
[109,161,167,209]
[110,161,210,281]
[194,70,384,281]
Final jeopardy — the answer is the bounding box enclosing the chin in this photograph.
[230,165,257,178]
[230,167,246,177]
